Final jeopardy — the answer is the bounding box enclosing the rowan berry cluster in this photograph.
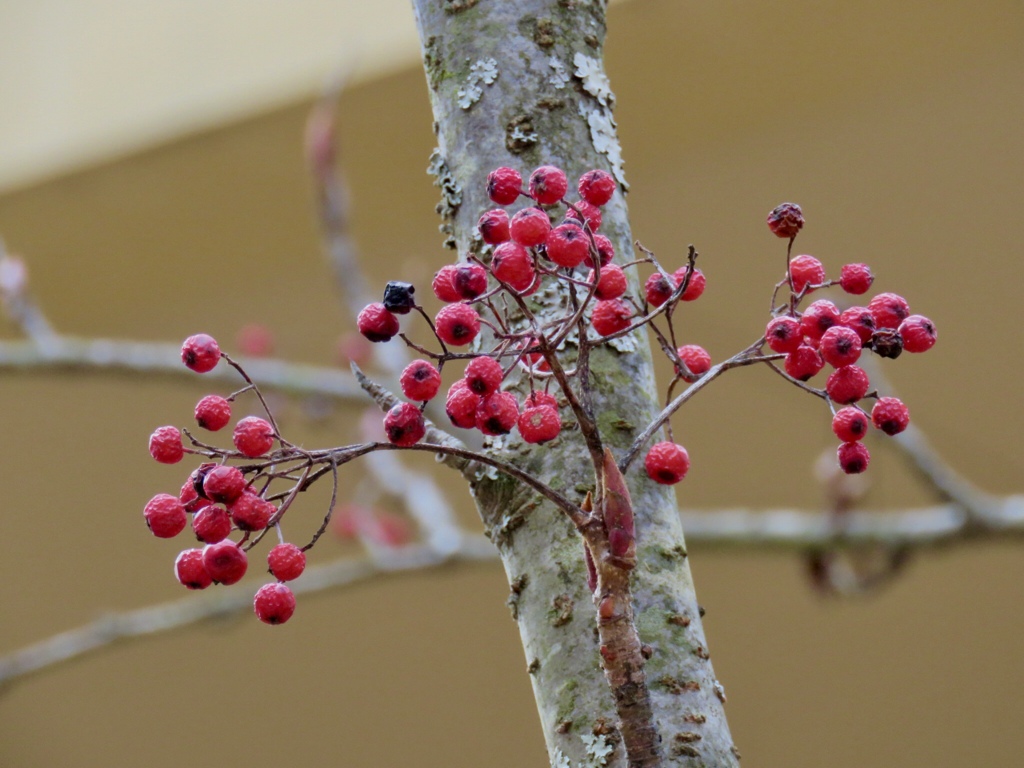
[764,203,936,474]
[356,163,699,485]
[143,334,307,625]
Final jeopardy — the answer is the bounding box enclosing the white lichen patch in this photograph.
[552,748,572,768]
[458,57,499,110]
[508,123,539,147]
[607,331,640,354]
[573,53,614,108]
[548,56,570,89]
[714,679,727,703]
[426,148,462,216]
[579,104,627,188]
[581,732,615,767]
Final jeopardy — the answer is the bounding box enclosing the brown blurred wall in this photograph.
[1,1,1023,766]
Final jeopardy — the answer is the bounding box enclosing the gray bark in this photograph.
[410,2,739,765]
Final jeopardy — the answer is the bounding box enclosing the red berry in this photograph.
[475,391,520,436]
[357,302,400,343]
[529,165,568,205]
[584,234,615,268]
[229,491,275,532]
[431,265,462,303]
[195,395,231,431]
[487,167,523,206]
[254,582,296,625]
[384,402,426,447]
[465,356,504,396]
[400,359,442,401]
[435,304,481,347]
[898,315,937,353]
[826,365,870,405]
[337,332,372,367]
[478,209,511,244]
[767,202,804,239]
[180,476,212,513]
[491,241,536,291]
[800,300,841,341]
[785,345,825,381]
[673,267,706,301]
[676,344,712,382]
[868,292,910,330]
[765,316,803,353]
[175,549,212,590]
[588,264,628,300]
[237,323,274,357]
[267,543,306,582]
[510,207,552,247]
[545,223,590,268]
[566,200,602,231]
[517,337,547,371]
[149,426,184,464]
[453,263,488,300]
[577,169,616,206]
[644,272,675,308]
[181,334,221,373]
[839,306,876,344]
[203,540,248,585]
[819,325,863,368]
[203,465,247,505]
[233,416,275,458]
[445,381,482,429]
[832,407,869,442]
[645,442,690,485]
[837,442,870,474]
[518,405,561,444]
[591,299,633,336]
[872,397,910,435]
[524,390,558,410]
[192,504,232,544]
[143,493,187,538]
[788,254,825,294]
[839,263,874,295]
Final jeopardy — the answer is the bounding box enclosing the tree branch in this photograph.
[0,336,366,401]
[0,537,495,690]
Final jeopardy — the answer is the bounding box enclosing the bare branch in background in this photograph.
[0,537,495,690]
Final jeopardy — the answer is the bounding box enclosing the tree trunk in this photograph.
[411,2,739,765]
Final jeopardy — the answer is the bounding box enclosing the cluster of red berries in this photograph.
[143,334,303,625]
[355,164,696,486]
[765,204,936,474]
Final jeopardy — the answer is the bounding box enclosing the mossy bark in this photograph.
[411,2,739,766]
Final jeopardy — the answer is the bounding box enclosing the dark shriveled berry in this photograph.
[870,329,904,359]
[767,203,804,239]
[382,281,416,315]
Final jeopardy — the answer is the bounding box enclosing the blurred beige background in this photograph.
[1,1,1023,766]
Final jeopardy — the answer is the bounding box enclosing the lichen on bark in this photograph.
[410,2,739,765]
